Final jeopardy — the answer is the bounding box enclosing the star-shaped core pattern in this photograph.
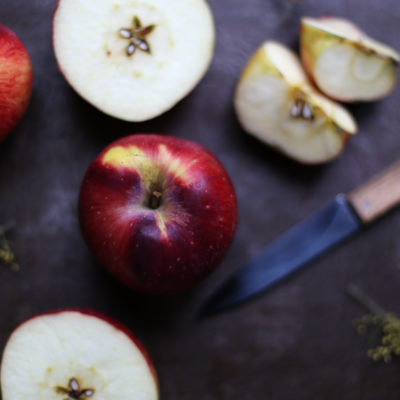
[119,16,156,57]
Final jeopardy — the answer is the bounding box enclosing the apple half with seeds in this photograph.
[79,134,237,294]
[234,41,357,164]
[301,16,400,102]
[0,310,158,400]
[53,0,215,121]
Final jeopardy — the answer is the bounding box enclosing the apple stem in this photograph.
[347,284,386,316]
[149,190,162,209]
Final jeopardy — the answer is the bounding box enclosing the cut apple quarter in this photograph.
[234,41,357,164]
[0,310,159,400]
[53,0,215,121]
[301,16,400,102]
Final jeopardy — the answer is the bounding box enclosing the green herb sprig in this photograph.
[348,284,400,363]
[0,221,19,271]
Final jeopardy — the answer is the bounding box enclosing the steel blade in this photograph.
[201,194,361,316]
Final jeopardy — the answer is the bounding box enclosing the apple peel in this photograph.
[79,134,237,294]
[0,24,33,142]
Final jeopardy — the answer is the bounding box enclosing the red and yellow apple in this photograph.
[0,310,159,399]
[0,24,33,142]
[79,134,238,294]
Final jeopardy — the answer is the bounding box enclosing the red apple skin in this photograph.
[0,24,33,142]
[2,309,159,397]
[79,134,238,294]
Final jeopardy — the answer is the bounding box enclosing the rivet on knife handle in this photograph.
[348,160,400,224]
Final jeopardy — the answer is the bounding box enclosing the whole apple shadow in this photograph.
[89,258,198,331]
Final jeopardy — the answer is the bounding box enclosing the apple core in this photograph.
[118,16,156,57]
[56,378,94,399]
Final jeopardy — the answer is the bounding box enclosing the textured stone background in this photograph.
[1,0,400,399]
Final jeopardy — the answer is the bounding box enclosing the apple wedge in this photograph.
[0,310,159,400]
[53,0,215,121]
[301,16,400,102]
[234,41,357,164]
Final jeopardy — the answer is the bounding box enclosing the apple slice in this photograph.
[0,310,159,400]
[234,41,357,164]
[53,0,215,122]
[301,16,400,102]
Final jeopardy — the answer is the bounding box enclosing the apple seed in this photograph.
[118,16,156,57]
[56,377,95,400]
[301,102,314,120]
[290,99,314,121]
[126,42,136,56]
[119,28,133,39]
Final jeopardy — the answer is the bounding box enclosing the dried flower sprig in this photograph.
[0,221,19,271]
[348,284,400,363]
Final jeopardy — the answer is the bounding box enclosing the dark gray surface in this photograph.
[1,1,400,399]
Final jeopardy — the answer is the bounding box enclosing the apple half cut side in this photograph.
[0,24,33,142]
[234,41,357,164]
[53,0,215,122]
[301,16,400,102]
[0,310,159,400]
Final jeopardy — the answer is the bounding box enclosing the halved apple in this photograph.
[0,310,159,400]
[234,41,357,164]
[53,0,215,121]
[301,16,400,102]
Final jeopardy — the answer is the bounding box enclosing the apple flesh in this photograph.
[53,0,215,121]
[0,310,159,400]
[234,41,357,164]
[79,134,237,294]
[0,24,33,142]
[301,16,400,102]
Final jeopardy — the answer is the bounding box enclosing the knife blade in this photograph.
[201,160,400,316]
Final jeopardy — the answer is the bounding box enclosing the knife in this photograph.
[201,160,400,316]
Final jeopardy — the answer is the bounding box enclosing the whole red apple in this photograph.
[79,134,237,294]
[0,310,159,399]
[0,24,33,142]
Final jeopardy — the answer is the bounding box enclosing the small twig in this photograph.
[347,284,386,316]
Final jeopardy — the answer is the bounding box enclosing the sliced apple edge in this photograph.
[301,17,400,64]
[234,41,357,164]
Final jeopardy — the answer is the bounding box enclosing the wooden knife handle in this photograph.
[348,160,400,224]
